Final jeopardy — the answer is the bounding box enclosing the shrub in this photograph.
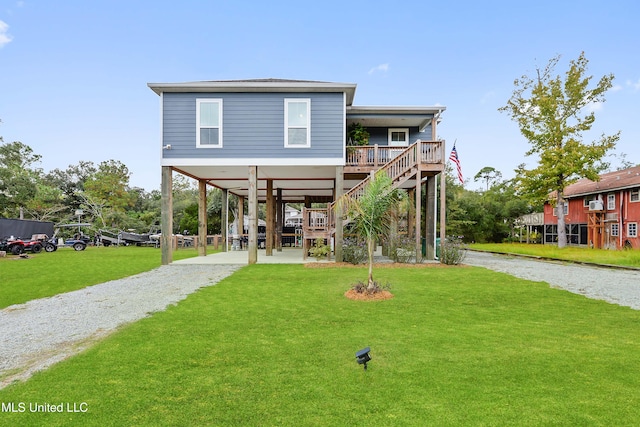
[350,280,391,295]
[309,238,331,260]
[342,238,367,265]
[388,235,419,264]
[440,236,467,265]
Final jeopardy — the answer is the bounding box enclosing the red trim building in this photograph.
[544,166,640,249]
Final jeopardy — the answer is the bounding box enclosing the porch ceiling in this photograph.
[171,164,427,202]
[173,165,346,202]
[347,105,445,131]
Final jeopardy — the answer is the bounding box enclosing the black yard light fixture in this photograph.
[355,346,371,370]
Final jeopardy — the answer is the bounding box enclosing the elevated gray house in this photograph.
[148,79,447,264]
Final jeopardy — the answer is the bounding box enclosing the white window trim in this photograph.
[583,196,595,207]
[284,98,311,148]
[611,223,619,237]
[388,128,410,146]
[628,222,638,238]
[607,193,616,210]
[553,202,568,217]
[631,188,640,202]
[196,98,223,148]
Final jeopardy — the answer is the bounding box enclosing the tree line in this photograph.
[0,138,228,238]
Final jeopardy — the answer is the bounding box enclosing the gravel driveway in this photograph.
[464,251,640,310]
[0,264,240,389]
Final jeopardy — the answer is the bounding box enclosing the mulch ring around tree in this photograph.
[344,289,394,301]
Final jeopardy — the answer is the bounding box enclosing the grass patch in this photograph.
[1,265,639,425]
[0,246,206,309]
[469,242,640,268]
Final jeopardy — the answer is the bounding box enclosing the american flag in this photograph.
[449,144,464,184]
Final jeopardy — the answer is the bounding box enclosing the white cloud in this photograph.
[0,20,13,48]
[585,101,603,113]
[368,63,389,75]
[611,84,623,92]
[480,91,495,104]
[626,79,640,91]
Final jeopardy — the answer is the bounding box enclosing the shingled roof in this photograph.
[564,165,640,198]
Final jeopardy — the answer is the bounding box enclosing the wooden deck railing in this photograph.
[345,140,443,168]
[302,140,445,244]
[302,208,332,232]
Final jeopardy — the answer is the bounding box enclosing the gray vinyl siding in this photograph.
[366,126,433,146]
[162,92,344,159]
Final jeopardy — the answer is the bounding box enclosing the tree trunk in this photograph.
[367,237,375,289]
[557,192,567,248]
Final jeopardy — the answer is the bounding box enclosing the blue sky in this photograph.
[1,0,638,191]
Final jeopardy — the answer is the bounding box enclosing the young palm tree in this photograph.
[336,171,406,290]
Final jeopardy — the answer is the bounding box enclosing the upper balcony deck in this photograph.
[344,140,445,173]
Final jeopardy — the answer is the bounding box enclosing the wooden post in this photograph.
[425,174,436,260]
[334,165,344,262]
[439,171,446,257]
[221,189,228,252]
[266,179,274,256]
[276,188,283,252]
[198,180,207,257]
[248,166,258,264]
[238,195,244,243]
[415,173,422,261]
[406,188,414,240]
[161,166,173,265]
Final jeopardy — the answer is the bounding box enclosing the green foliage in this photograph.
[500,52,619,248]
[341,237,367,264]
[308,238,330,260]
[473,166,502,191]
[2,265,640,425]
[336,171,407,286]
[350,279,391,294]
[389,235,417,263]
[440,236,467,265]
[447,174,531,243]
[0,141,41,216]
[347,122,370,146]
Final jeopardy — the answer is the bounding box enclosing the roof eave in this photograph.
[148,81,357,104]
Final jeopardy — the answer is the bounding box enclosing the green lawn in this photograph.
[1,264,639,426]
[469,242,640,268]
[0,246,203,309]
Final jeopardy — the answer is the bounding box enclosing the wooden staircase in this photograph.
[302,140,443,257]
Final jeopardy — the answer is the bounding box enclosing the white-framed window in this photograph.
[553,202,568,217]
[607,193,616,210]
[196,99,223,148]
[629,222,638,238]
[631,188,640,202]
[584,195,598,208]
[284,99,310,148]
[388,128,409,146]
[611,223,619,237]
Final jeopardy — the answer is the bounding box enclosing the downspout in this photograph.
[619,190,623,248]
